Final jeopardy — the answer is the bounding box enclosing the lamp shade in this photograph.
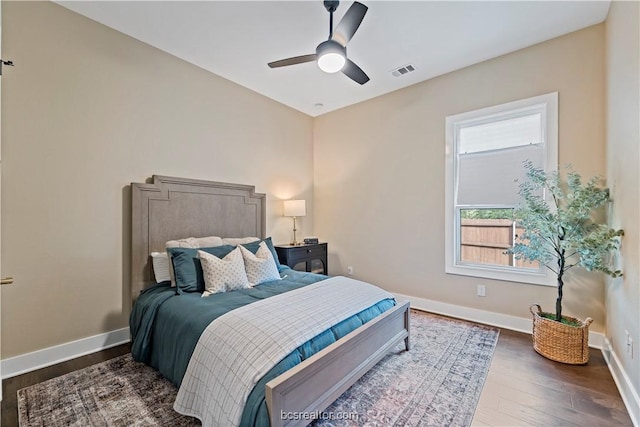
[283,200,306,217]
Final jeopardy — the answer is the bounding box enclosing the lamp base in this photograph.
[290,216,299,246]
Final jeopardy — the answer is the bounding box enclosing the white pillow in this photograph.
[239,242,281,287]
[222,237,260,245]
[165,236,225,286]
[150,252,171,283]
[166,236,224,248]
[199,248,250,297]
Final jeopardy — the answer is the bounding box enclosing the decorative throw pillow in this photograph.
[239,242,281,286]
[241,237,282,270]
[199,248,250,297]
[167,245,236,293]
[150,252,171,283]
[166,236,224,248]
[222,237,260,245]
[166,236,225,287]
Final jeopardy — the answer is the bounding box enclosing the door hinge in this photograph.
[0,59,15,76]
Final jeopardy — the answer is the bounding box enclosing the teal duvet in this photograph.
[130,268,395,427]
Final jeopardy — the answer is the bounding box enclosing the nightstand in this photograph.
[275,242,328,275]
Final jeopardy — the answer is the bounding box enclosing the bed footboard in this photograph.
[266,300,410,427]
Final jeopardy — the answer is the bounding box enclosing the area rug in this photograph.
[17,310,498,427]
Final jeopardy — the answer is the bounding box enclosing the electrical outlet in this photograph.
[477,284,486,297]
[625,330,633,358]
[347,266,354,275]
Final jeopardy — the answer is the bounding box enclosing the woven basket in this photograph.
[529,304,593,364]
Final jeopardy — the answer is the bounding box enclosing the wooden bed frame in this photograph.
[131,175,410,427]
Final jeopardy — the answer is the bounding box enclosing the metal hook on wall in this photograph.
[0,59,15,76]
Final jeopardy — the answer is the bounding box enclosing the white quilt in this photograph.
[173,276,394,427]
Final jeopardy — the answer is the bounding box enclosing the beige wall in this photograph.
[314,25,607,331]
[0,1,627,372]
[605,0,640,414]
[0,1,314,358]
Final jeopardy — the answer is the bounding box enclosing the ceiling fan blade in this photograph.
[331,2,368,46]
[342,59,369,85]
[268,54,317,68]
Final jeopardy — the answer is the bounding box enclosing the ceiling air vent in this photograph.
[391,64,415,77]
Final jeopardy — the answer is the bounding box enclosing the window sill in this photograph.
[445,263,556,287]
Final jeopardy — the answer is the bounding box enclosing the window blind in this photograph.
[457,143,544,206]
[459,113,542,153]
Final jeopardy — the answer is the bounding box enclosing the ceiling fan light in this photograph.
[318,52,345,73]
[316,40,346,73]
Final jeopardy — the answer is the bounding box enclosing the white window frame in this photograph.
[445,92,558,286]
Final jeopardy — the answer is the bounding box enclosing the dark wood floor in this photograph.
[1,344,131,427]
[1,329,632,427]
[472,329,633,426]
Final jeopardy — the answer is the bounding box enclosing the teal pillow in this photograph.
[167,237,281,294]
[167,245,235,294]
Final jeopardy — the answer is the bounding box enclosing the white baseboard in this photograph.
[392,293,604,349]
[1,327,130,380]
[602,338,640,427]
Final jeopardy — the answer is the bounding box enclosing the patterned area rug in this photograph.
[17,310,498,427]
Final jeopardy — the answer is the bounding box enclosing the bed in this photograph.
[129,175,410,427]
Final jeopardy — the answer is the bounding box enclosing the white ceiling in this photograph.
[56,1,611,117]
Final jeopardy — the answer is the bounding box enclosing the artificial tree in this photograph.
[511,161,624,323]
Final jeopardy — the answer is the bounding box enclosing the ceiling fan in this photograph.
[268,1,370,85]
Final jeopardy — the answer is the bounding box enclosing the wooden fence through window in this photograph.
[460,219,536,268]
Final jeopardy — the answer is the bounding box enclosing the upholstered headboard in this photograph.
[131,175,265,300]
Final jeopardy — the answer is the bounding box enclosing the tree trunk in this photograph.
[556,253,565,322]
[556,274,564,322]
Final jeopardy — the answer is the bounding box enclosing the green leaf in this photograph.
[508,162,624,320]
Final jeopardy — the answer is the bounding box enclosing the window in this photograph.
[445,93,558,286]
